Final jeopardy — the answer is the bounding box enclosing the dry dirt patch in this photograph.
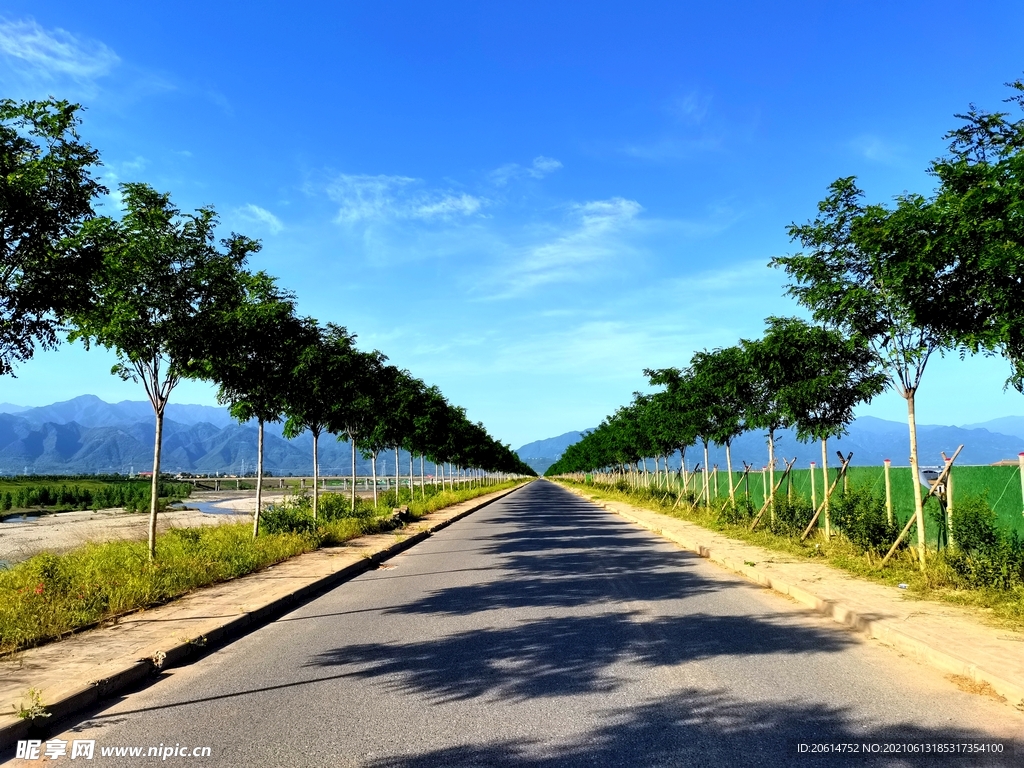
[0,491,291,565]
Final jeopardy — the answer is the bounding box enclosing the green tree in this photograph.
[880,80,1024,386]
[776,179,944,567]
[360,363,405,507]
[644,368,699,486]
[282,323,360,519]
[327,346,388,512]
[688,346,751,506]
[385,371,425,504]
[0,99,106,376]
[202,273,312,536]
[760,317,886,535]
[740,330,798,516]
[70,183,253,558]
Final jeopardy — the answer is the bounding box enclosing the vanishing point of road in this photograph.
[39,481,1023,766]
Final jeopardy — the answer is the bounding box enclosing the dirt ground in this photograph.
[0,490,292,565]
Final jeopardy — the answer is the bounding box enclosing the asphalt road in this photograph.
[24,480,1024,767]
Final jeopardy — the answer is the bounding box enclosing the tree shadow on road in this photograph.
[362,686,1014,767]
[307,610,855,703]
[383,484,746,617]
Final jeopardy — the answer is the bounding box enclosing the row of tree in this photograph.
[546,317,885,526]
[0,98,534,558]
[549,78,1024,570]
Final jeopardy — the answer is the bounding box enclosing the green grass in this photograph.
[0,478,527,655]
[567,478,1024,633]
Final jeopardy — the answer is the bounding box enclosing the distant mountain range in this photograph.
[513,416,1024,472]
[6,394,1024,476]
[514,431,594,475]
[0,395,420,476]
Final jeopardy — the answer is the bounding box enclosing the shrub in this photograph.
[952,494,1000,556]
[767,495,814,537]
[828,487,900,553]
[718,498,754,524]
[260,502,317,535]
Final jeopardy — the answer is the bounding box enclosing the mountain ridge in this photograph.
[0,395,419,476]
[515,415,1024,470]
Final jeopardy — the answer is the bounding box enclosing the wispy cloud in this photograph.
[96,156,149,212]
[237,203,284,234]
[848,134,905,165]
[326,173,486,223]
[483,197,642,299]
[666,91,711,125]
[0,17,118,81]
[489,156,563,186]
[621,136,723,161]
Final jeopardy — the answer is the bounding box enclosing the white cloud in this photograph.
[0,17,119,81]
[411,193,483,219]
[485,197,642,298]
[95,157,149,212]
[489,155,563,186]
[621,136,722,160]
[666,91,711,124]
[849,134,905,165]
[238,203,284,234]
[326,173,486,223]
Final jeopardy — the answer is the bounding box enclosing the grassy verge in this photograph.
[560,479,1024,633]
[0,479,527,655]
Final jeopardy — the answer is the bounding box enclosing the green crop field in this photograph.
[664,464,1024,541]
[0,475,141,491]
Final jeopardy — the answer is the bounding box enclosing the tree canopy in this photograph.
[0,98,106,376]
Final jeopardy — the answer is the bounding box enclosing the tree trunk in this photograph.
[395,447,400,504]
[821,438,830,539]
[767,429,776,522]
[420,455,425,500]
[702,441,710,506]
[253,419,264,539]
[147,407,165,560]
[371,452,378,505]
[312,429,320,521]
[409,452,414,502]
[350,437,357,512]
[907,390,927,570]
[726,441,735,506]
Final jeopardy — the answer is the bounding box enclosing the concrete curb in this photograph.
[0,482,528,750]
[564,485,1024,710]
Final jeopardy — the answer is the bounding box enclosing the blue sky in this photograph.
[2,2,1024,447]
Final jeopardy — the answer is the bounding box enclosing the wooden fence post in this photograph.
[1018,453,1024,518]
[731,465,752,503]
[883,459,893,526]
[810,461,816,511]
[750,458,797,531]
[945,456,954,550]
[800,453,853,541]
[880,445,963,567]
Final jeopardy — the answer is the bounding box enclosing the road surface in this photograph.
[21,481,1023,766]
